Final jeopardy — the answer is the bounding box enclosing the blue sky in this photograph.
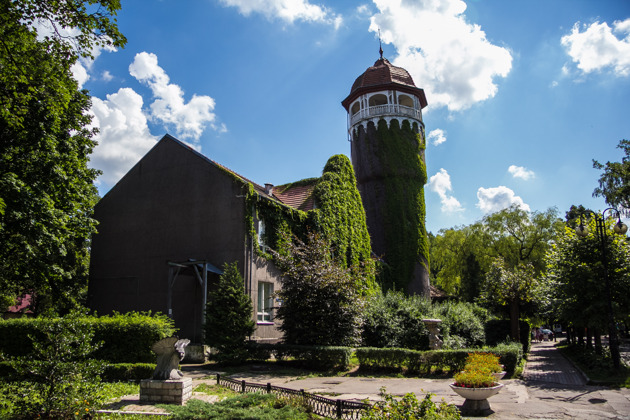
[76,0,630,233]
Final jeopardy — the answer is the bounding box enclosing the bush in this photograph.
[355,347,420,372]
[0,312,176,363]
[364,387,461,419]
[361,291,431,350]
[7,316,105,419]
[433,301,487,348]
[274,344,352,371]
[101,363,156,381]
[484,319,531,355]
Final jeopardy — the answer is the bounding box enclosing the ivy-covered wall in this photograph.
[244,155,376,292]
[351,118,429,295]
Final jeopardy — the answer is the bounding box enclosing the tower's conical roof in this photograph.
[342,57,427,111]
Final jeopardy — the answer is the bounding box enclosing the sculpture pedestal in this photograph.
[140,378,192,405]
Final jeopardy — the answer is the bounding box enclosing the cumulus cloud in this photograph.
[508,165,535,180]
[428,128,446,146]
[561,19,630,77]
[129,52,221,141]
[370,0,512,111]
[429,168,464,213]
[476,186,529,214]
[218,0,342,27]
[89,88,158,187]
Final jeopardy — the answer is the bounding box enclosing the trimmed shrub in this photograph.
[0,312,176,363]
[355,347,420,371]
[274,344,352,371]
[102,363,156,382]
[433,301,488,348]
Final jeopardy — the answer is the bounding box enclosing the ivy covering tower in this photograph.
[341,53,430,296]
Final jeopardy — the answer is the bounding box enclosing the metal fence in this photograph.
[216,374,371,419]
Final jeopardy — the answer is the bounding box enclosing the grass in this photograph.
[557,341,630,387]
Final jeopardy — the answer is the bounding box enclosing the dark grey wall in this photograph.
[88,136,249,342]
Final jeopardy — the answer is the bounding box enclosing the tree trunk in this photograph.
[586,327,593,349]
[510,299,520,342]
[577,327,584,346]
[594,329,602,355]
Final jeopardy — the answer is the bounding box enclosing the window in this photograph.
[257,282,274,323]
[257,219,267,252]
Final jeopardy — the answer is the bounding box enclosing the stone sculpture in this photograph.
[151,337,190,380]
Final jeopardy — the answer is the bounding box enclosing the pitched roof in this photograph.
[272,181,318,211]
[341,58,428,111]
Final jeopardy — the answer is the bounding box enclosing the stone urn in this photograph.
[492,371,507,381]
[450,383,504,415]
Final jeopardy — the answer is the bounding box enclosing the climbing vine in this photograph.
[374,118,429,292]
[243,155,377,294]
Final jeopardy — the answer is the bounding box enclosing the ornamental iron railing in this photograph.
[350,104,421,126]
[216,374,371,419]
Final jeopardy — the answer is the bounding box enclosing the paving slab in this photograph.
[100,340,630,418]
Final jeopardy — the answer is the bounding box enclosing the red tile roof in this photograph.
[272,182,317,211]
[7,294,33,314]
[341,58,428,111]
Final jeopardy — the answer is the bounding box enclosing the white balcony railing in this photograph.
[350,104,422,127]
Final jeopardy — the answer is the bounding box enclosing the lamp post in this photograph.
[575,208,628,369]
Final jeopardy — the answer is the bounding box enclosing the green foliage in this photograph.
[5,315,105,419]
[364,387,461,420]
[312,155,374,272]
[101,363,155,381]
[374,120,429,292]
[0,312,176,362]
[274,344,353,371]
[272,232,367,346]
[362,290,431,349]
[163,393,315,420]
[432,301,488,349]
[484,319,531,356]
[204,262,256,364]
[0,0,125,314]
[546,220,630,329]
[593,139,630,212]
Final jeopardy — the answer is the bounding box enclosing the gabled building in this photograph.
[88,134,372,343]
[88,134,291,343]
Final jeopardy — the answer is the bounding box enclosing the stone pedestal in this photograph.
[140,378,192,405]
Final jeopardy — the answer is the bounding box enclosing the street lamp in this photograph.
[574,208,628,369]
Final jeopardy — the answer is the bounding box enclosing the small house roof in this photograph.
[272,180,318,211]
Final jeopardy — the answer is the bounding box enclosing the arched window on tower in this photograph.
[351,101,361,116]
[369,93,388,107]
[398,94,414,108]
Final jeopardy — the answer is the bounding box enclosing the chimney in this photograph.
[265,183,273,195]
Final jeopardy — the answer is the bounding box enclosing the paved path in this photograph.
[101,341,630,419]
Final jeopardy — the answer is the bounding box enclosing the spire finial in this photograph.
[378,28,383,59]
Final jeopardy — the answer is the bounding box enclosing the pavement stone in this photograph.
[100,340,630,419]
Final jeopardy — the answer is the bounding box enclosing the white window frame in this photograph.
[257,281,274,323]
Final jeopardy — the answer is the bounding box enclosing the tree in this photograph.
[204,262,255,363]
[593,139,630,213]
[546,219,630,353]
[272,232,368,346]
[480,258,541,341]
[0,0,125,313]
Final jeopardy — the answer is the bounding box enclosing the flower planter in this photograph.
[492,371,506,380]
[450,383,504,416]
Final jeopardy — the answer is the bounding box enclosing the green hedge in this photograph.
[0,361,155,382]
[101,363,156,381]
[355,343,523,375]
[0,312,176,363]
[245,342,352,371]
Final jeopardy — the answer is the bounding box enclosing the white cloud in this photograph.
[129,52,222,140]
[561,19,630,77]
[369,0,512,111]
[429,168,463,213]
[89,88,158,187]
[476,186,529,214]
[102,70,114,82]
[218,0,341,27]
[508,165,535,180]
[428,128,446,146]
